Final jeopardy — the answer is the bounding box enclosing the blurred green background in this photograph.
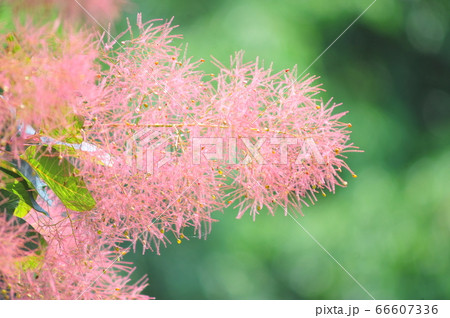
[117,0,450,299]
[3,0,450,299]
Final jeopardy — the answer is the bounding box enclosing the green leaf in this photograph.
[4,176,34,215]
[46,127,83,144]
[43,114,85,144]
[49,143,80,157]
[0,188,23,215]
[21,146,96,211]
[13,196,32,218]
[16,254,45,272]
[9,159,53,208]
[0,161,48,217]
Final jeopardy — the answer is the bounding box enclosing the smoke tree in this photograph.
[0,1,358,299]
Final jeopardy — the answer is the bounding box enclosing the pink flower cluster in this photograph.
[0,212,148,300]
[0,21,149,299]
[0,10,359,299]
[4,0,128,24]
[73,15,358,248]
[0,21,102,157]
